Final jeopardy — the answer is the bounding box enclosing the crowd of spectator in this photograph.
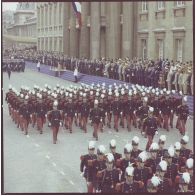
[3,47,193,96]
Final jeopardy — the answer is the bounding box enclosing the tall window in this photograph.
[157,39,164,59]
[142,39,147,59]
[176,39,183,62]
[157,1,165,10]
[142,1,148,12]
[176,1,185,6]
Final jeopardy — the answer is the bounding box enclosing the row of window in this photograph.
[142,1,185,12]
[141,38,183,62]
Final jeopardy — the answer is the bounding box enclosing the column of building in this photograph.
[147,2,156,59]
[63,2,70,56]
[90,2,100,59]
[106,2,121,58]
[122,2,134,58]
[69,4,78,57]
[100,2,106,58]
[79,2,90,58]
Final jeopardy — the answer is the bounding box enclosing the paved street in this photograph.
[3,69,194,193]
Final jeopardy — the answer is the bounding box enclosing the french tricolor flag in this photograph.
[72,2,82,29]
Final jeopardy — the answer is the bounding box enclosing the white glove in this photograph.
[60,122,62,126]
[45,114,47,117]
[105,112,107,116]
[30,114,32,118]
[49,122,51,126]
[75,113,77,117]
[159,111,161,114]
[120,112,123,115]
[187,116,190,120]
[141,131,145,135]
[155,131,158,135]
[100,119,102,122]
[133,111,136,114]
[171,110,173,113]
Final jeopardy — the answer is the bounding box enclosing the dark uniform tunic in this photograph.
[101,169,120,193]
[80,154,97,182]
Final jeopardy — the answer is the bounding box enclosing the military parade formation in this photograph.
[6,81,190,142]
[4,46,193,193]
[80,136,193,193]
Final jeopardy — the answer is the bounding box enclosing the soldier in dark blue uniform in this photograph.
[155,160,172,192]
[47,101,62,144]
[100,153,120,193]
[176,96,189,135]
[116,144,133,182]
[157,135,168,158]
[36,94,47,134]
[115,165,143,193]
[109,139,122,164]
[80,94,90,133]
[161,91,172,131]
[111,94,122,132]
[66,95,76,133]
[145,142,160,175]
[164,146,178,192]
[185,158,194,192]
[133,151,151,192]
[90,100,102,140]
[94,145,107,192]
[130,136,142,162]
[142,107,159,150]
[19,95,32,135]
[80,141,97,193]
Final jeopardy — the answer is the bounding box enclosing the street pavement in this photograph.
[2,69,194,193]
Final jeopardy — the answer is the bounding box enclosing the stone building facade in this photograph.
[37,1,193,61]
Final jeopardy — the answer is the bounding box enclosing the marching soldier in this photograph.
[175,172,192,192]
[172,142,186,173]
[94,145,107,192]
[19,95,32,135]
[161,91,172,131]
[130,136,142,162]
[136,96,149,132]
[36,94,47,134]
[80,93,90,133]
[109,139,122,164]
[157,135,168,158]
[133,151,151,192]
[66,94,76,133]
[155,160,172,192]
[164,145,178,189]
[115,165,144,193]
[124,92,135,131]
[180,135,192,160]
[111,93,121,132]
[142,107,159,151]
[80,141,97,193]
[147,175,161,192]
[90,100,102,140]
[100,153,120,193]
[145,142,160,175]
[47,101,62,144]
[176,96,189,135]
[185,158,194,192]
[116,143,133,181]
[105,90,113,128]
